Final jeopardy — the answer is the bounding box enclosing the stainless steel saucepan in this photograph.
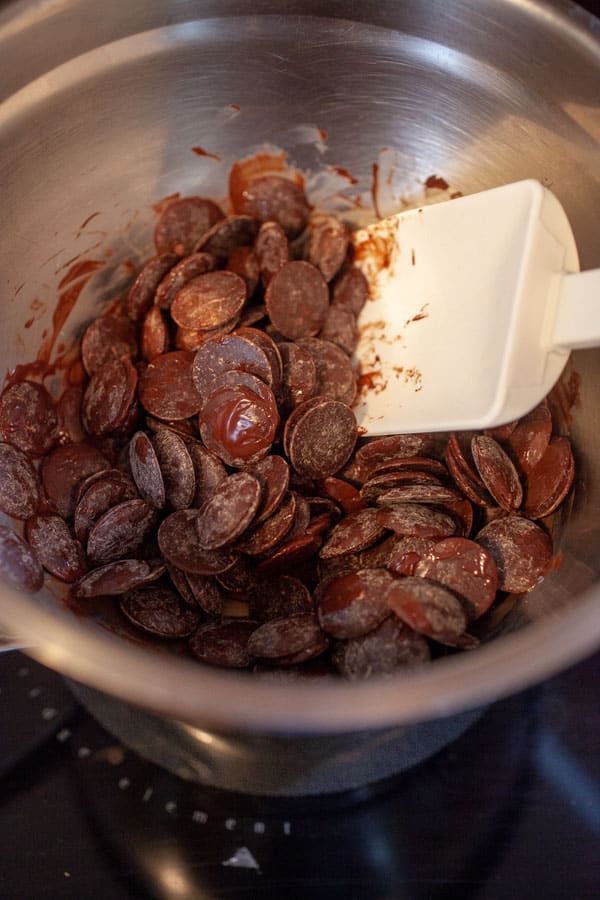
[1,0,599,794]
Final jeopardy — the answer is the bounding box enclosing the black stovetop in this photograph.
[0,648,599,899]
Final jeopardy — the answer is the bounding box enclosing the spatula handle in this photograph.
[551,269,600,350]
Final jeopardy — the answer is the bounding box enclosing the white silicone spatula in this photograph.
[352,179,600,435]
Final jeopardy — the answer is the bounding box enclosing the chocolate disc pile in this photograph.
[0,174,575,680]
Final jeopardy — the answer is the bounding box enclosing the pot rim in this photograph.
[1,574,599,734]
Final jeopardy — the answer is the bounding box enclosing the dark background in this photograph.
[0,646,599,900]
